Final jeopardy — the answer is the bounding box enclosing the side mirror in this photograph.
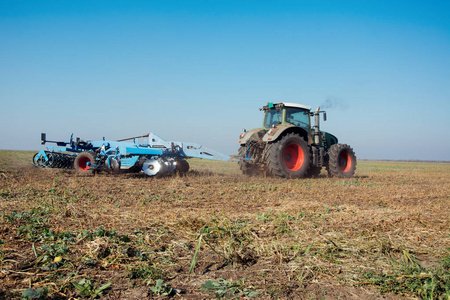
[323,112,327,121]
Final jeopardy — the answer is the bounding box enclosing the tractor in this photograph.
[238,102,356,178]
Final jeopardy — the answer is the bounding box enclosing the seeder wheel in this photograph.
[74,152,96,174]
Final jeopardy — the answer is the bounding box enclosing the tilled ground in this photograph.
[0,154,449,299]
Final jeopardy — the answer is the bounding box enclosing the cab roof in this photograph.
[262,102,312,111]
[282,103,312,110]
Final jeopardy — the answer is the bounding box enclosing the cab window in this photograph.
[285,107,310,130]
[263,109,282,128]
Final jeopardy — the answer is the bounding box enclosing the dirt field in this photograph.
[0,150,449,299]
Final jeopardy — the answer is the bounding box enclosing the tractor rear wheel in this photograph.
[74,151,96,174]
[327,144,356,178]
[264,133,310,178]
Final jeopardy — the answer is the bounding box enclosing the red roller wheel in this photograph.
[74,152,96,174]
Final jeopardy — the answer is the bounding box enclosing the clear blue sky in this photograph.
[1,0,449,160]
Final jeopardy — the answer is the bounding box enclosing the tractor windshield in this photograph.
[263,109,282,128]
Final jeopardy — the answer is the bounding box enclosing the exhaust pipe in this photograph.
[314,107,321,145]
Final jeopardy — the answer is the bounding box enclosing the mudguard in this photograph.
[263,124,292,142]
[238,128,265,145]
[262,125,313,144]
[323,131,338,150]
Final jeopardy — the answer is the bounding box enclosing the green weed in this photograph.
[204,218,255,266]
[3,207,49,226]
[72,278,111,299]
[201,278,259,298]
[78,226,118,241]
[128,264,163,281]
[189,226,207,274]
[363,251,450,299]
[21,287,48,300]
[189,218,256,272]
[149,279,173,296]
[256,210,273,222]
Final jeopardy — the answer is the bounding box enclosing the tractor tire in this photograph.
[74,151,96,174]
[264,132,310,178]
[327,144,356,178]
[176,159,190,174]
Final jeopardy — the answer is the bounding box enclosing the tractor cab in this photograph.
[262,102,312,132]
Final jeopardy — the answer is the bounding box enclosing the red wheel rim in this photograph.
[78,157,91,171]
[283,144,304,171]
[339,151,352,172]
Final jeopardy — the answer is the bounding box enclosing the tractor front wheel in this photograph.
[74,152,96,174]
[264,133,310,178]
[327,144,356,178]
